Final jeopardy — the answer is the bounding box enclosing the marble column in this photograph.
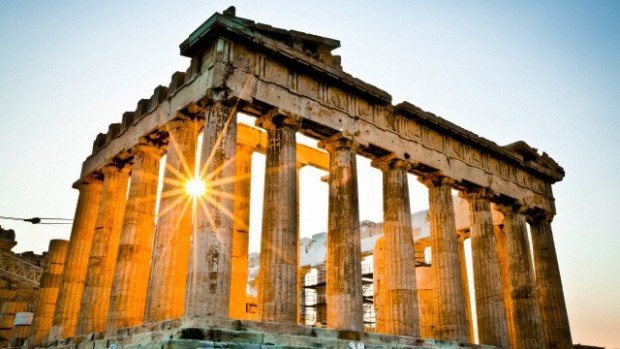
[256,113,300,323]
[108,143,164,330]
[295,162,304,325]
[9,312,31,348]
[0,302,28,347]
[50,177,102,340]
[528,211,572,349]
[493,223,516,346]
[0,286,14,312]
[496,203,544,349]
[76,164,130,335]
[414,239,434,337]
[185,102,237,317]
[146,117,198,322]
[28,239,69,347]
[229,144,254,320]
[318,133,363,332]
[371,155,419,337]
[415,264,435,338]
[456,232,474,342]
[420,174,467,342]
[463,191,509,348]
[372,237,386,332]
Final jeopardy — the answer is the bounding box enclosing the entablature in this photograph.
[80,7,564,215]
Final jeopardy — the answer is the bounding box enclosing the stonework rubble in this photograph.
[0,6,574,349]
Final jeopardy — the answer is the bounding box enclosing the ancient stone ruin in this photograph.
[2,7,573,349]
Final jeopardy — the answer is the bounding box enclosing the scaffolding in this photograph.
[301,262,376,331]
[301,267,326,327]
[361,259,375,331]
[0,250,43,289]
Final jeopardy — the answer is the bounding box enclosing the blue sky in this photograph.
[0,1,618,347]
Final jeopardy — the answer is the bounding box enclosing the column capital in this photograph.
[494,201,528,217]
[296,162,307,171]
[255,109,302,131]
[163,116,198,132]
[318,132,359,153]
[132,142,166,158]
[456,229,470,242]
[371,153,412,172]
[524,208,555,224]
[204,94,241,109]
[236,143,256,155]
[418,172,456,188]
[72,176,103,192]
[459,187,496,201]
[100,163,131,177]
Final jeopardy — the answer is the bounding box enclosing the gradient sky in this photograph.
[0,1,619,347]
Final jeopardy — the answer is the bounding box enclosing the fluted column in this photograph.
[256,113,300,323]
[229,144,254,320]
[50,177,102,340]
[496,203,544,349]
[373,236,386,332]
[108,143,164,330]
[318,133,363,332]
[0,302,28,347]
[371,155,419,337]
[414,240,434,338]
[28,239,68,347]
[76,164,130,335]
[296,162,304,325]
[9,312,31,348]
[420,174,467,342]
[415,264,435,338]
[185,102,237,317]
[462,191,509,348]
[0,286,14,312]
[456,232,474,342]
[528,211,572,349]
[145,117,198,322]
[493,222,516,346]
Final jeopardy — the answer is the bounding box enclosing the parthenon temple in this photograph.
[1,7,573,349]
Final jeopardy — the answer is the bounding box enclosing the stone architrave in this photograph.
[49,178,102,340]
[528,211,573,349]
[145,117,198,322]
[419,174,468,342]
[108,143,164,330]
[185,101,237,317]
[496,203,544,349]
[256,112,301,323]
[76,164,130,335]
[462,190,509,348]
[371,155,420,337]
[318,133,363,332]
[28,239,69,347]
[229,144,254,320]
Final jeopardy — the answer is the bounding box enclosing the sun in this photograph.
[185,178,206,197]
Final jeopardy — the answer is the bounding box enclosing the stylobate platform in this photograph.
[47,317,499,349]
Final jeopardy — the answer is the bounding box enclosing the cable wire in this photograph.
[0,216,73,224]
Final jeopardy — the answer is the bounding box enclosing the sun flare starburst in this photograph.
[185,179,206,197]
